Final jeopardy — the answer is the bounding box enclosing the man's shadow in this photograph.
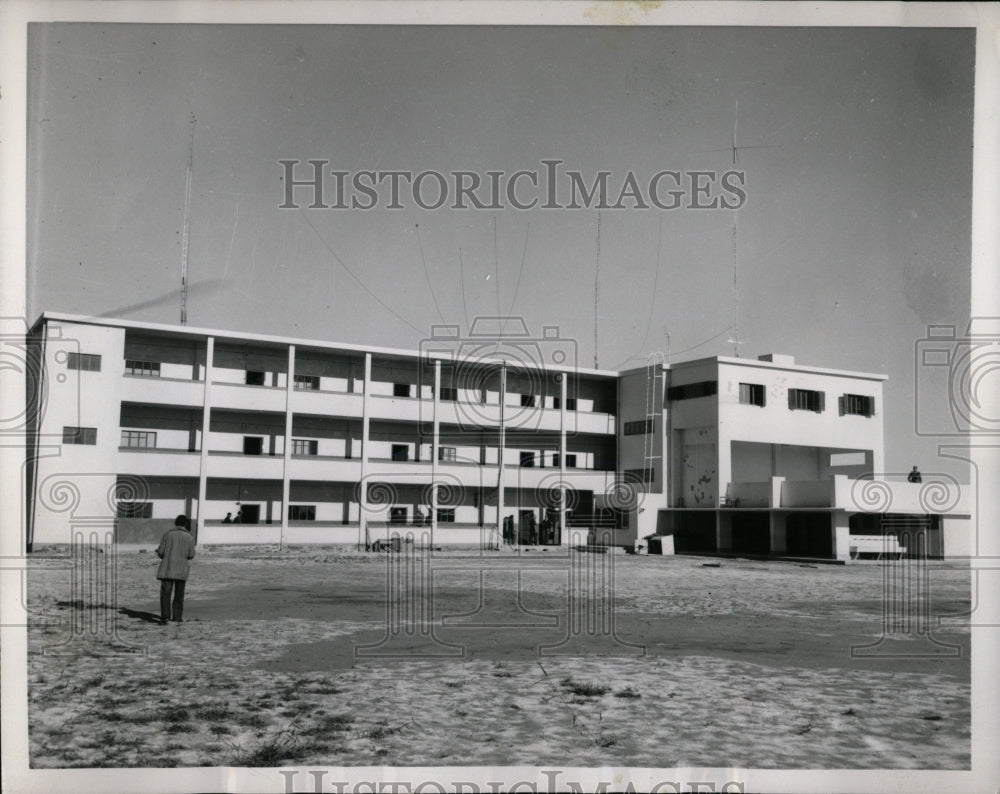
[119,607,162,624]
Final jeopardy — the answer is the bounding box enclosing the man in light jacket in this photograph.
[156,514,196,625]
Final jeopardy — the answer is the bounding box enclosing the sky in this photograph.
[25,23,975,477]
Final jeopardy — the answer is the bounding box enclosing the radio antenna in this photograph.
[180,113,196,325]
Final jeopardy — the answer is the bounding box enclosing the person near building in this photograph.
[155,514,196,625]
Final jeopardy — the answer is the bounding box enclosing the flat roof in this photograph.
[667,353,888,382]
[31,312,622,377]
[32,312,889,381]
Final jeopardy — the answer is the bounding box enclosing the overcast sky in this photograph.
[26,23,974,476]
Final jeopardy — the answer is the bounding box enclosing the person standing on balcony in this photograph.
[155,515,196,625]
[907,466,923,483]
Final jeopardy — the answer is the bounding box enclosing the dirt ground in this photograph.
[24,545,970,769]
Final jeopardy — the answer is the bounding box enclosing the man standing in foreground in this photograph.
[156,514,196,625]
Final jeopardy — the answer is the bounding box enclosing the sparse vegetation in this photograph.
[560,678,610,698]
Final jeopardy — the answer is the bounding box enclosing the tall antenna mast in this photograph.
[730,101,740,357]
[180,113,196,325]
[593,210,601,369]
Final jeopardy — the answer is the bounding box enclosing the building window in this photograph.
[291,438,318,456]
[121,430,157,448]
[552,396,578,410]
[520,393,536,407]
[739,383,766,407]
[439,386,458,402]
[438,446,457,462]
[288,505,317,521]
[391,444,409,462]
[437,508,456,523]
[63,426,97,445]
[788,388,825,412]
[666,380,717,401]
[243,436,264,455]
[294,374,320,390]
[245,370,266,386]
[553,452,578,468]
[840,394,875,417]
[124,359,160,377]
[389,506,407,524]
[625,467,654,484]
[393,383,411,398]
[520,451,535,467]
[67,352,102,372]
[624,419,654,436]
[117,501,153,518]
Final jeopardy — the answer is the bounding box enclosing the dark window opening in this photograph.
[294,375,320,390]
[288,505,316,521]
[437,508,456,523]
[520,393,536,407]
[739,382,766,407]
[667,380,717,401]
[393,383,412,398]
[520,451,535,467]
[840,394,874,417]
[63,426,97,445]
[624,419,654,436]
[788,388,825,412]
[243,436,264,455]
[245,370,266,386]
[391,444,409,462]
[67,352,102,372]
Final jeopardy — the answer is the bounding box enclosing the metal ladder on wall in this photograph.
[642,352,664,487]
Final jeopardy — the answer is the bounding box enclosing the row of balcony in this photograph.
[121,376,616,434]
[675,475,969,515]
[117,447,617,488]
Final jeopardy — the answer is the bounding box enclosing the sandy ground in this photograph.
[25,545,970,769]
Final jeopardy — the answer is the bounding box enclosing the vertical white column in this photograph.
[196,336,214,543]
[431,360,441,543]
[560,371,568,544]
[281,345,295,548]
[497,362,507,536]
[360,352,372,545]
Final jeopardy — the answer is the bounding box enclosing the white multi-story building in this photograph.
[24,312,970,560]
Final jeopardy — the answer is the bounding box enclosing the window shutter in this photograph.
[817,392,825,413]
[760,387,766,407]
[838,395,845,416]
[787,389,796,410]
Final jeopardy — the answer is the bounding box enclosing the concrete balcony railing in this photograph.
[121,375,205,407]
[368,395,616,434]
[210,382,287,413]
[206,451,285,479]
[118,447,201,477]
[289,388,363,417]
[287,455,362,482]
[775,475,969,515]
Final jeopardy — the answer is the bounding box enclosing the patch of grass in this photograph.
[235,713,267,729]
[197,705,236,721]
[614,687,641,699]
[162,708,190,723]
[230,729,303,767]
[364,723,404,740]
[560,678,610,698]
[166,722,195,734]
[210,725,233,737]
[317,713,353,732]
